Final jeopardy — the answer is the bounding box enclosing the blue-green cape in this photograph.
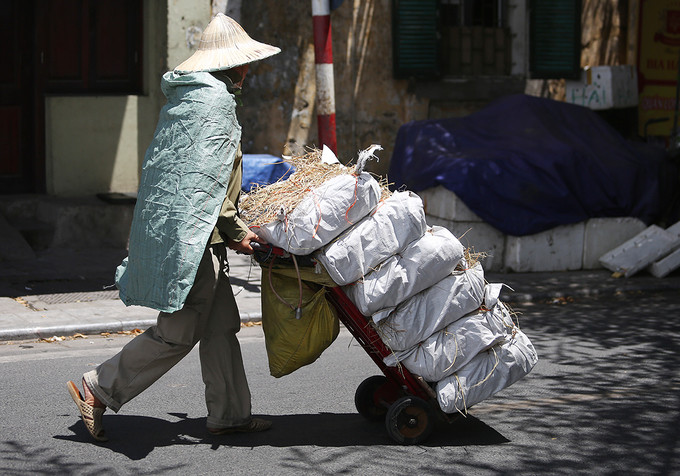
[116,71,241,313]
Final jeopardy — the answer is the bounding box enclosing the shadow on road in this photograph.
[52,411,508,460]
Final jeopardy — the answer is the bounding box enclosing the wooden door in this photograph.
[0,1,39,194]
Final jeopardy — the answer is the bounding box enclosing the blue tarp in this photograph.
[242,154,294,192]
[388,94,664,236]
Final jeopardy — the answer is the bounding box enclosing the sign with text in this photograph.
[637,0,680,137]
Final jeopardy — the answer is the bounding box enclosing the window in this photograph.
[42,0,143,94]
[529,0,581,80]
[392,0,511,79]
[440,0,511,76]
[392,0,440,79]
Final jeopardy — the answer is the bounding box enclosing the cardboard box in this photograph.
[565,65,638,110]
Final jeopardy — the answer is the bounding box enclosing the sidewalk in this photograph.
[1,248,679,341]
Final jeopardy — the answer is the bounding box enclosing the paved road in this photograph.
[1,288,678,475]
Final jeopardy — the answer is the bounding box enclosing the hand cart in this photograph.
[252,243,459,445]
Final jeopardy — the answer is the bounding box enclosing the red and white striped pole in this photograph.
[312,0,338,154]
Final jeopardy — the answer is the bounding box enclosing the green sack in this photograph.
[261,270,339,378]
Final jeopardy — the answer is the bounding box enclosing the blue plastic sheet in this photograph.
[388,94,664,236]
[242,154,294,192]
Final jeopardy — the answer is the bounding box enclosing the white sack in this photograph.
[315,191,427,285]
[383,298,515,382]
[435,329,538,414]
[254,172,381,255]
[343,226,464,316]
[374,261,485,351]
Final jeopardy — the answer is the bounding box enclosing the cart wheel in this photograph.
[355,375,389,421]
[385,396,435,445]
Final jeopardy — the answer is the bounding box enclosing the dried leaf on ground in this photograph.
[40,335,65,343]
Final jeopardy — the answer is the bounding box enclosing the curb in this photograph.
[2,277,678,341]
[0,312,263,342]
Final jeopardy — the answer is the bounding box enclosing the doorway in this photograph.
[0,0,143,195]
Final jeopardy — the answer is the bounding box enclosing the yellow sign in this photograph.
[638,0,680,137]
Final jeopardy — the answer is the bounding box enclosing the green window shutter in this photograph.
[392,0,440,79]
[530,0,581,79]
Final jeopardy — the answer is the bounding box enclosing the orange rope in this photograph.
[344,175,360,225]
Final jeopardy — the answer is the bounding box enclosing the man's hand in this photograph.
[227,230,266,255]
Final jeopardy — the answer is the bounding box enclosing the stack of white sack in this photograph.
[254,172,381,255]
[381,283,512,381]
[373,260,486,352]
[342,226,465,316]
[315,191,428,285]
[382,282,538,414]
[435,328,538,413]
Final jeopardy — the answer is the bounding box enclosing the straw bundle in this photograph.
[239,147,390,228]
[457,248,486,272]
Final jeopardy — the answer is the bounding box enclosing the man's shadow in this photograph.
[55,412,508,460]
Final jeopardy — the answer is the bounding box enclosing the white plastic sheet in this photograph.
[374,261,486,351]
[342,226,465,316]
[383,297,515,382]
[316,191,427,285]
[435,329,538,414]
[253,172,381,255]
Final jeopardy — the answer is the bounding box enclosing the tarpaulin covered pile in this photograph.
[388,94,664,236]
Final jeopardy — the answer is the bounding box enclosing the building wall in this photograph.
[581,0,629,67]
[41,0,566,196]
[45,95,142,195]
[237,0,430,177]
[44,0,207,196]
[236,0,531,177]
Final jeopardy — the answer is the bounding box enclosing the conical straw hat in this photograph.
[174,13,280,73]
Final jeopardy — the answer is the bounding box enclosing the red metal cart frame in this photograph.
[253,243,459,444]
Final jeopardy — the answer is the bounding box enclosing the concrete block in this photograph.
[648,248,680,278]
[666,219,680,236]
[599,225,680,277]
[426,215,505,271]
[504,222,585,272]
[646,220,680,278]
[417,186,482,222]
[582,217,648,269]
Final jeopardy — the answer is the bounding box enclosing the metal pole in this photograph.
[312,0,338,154]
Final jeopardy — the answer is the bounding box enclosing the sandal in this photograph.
[67,380,109,442]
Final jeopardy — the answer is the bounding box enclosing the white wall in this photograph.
[45,96,142,196]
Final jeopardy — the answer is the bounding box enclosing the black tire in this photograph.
[355,375,389,421]
[385,396,435,445]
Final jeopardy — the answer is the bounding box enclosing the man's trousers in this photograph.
[84,243,252,429]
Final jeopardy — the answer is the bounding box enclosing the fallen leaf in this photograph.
[41,335,65,343]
